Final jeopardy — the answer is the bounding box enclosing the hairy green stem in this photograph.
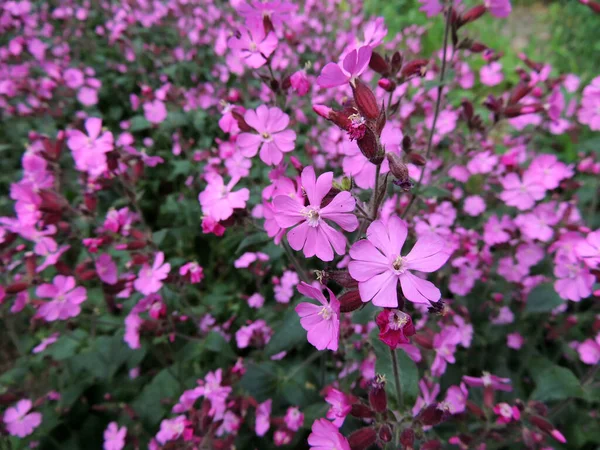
[390,347,403,407]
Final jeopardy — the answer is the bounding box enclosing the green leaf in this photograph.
[240,362,279,402]
[235,232,270,254]
[419,186,451,198]
[132,368,181,427]
[369,329,419,407]
[530,362,585,402]
[47,330,88,361]
[129,115,151,132]
[264,308,306,357]
[204,331,236,360]
[526,283,564,313]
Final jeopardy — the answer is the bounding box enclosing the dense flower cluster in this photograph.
[0,0,599,449]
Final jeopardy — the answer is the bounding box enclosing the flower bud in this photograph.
[378,78,396,92]
[408,153,426,166]
[231,110,252,132]
[391,51,403,73]
[350,403,375,419]
[369,375,387,412]
[6,282,29,294]
[387,153,409,183]
[348,427,377,450]
[352,79,380,120]
[369,52,390,75]
[503,104,543,118]
[400,428,415,449]
[469,41,488,53]
[508,82,533,105]
[461,99,474,121]
[281,75,292,90]
[39,190,66,213]
[322,270,358,289]
[459,5,487,27]
[357,126,383,164]
[290,70,310,96]
[401,59,429,78]
[418,404,444,426]
[378,424,393,443]
[530,416,567,443]
[401,135,412,154]
[313,104,332,119]
[339,290,363,313]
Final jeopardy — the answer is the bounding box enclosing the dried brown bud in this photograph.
[357,126,383,164]
[352,79,380,120]
[369,52,390,75]
[348,427,377,450]
[387,153,409,184]
[339,290,363,313]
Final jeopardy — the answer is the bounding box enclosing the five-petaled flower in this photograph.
[3,399,42,438]
[295,282,341,351]
[36,275,87,322]
[317,45,373,88]
[134,252,171,295]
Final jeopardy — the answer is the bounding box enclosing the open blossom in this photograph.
[237,105,297,165]
[325,388,354,427]
[96,253,118,285]
[554,257,594,302]
[577,75,600,131]
[431,326,461,377]
[255,399,272,436]
[179,262,204,283]
[274,166,358,261]
[3,399,42,438]
[227,27,277,69]
[444,383,469,414]
[236,0,297,28]
[493,403,520,424]
[526,154,573,190]
[199,174,250,222]
[578,334,600,365]
[499,172,546,211]
[295,282,340,351]
[484,0,512,18]
[463,372,512,392]
[104,422,127,450]
[156,415,190,444]
[67,117,113,178]
[134,252,170,295]
[32,333,59,354]
[317,45,372,88]
[577,230,600,268]
[376,309,416,349]
[284,406,304,431]
[349,215,450,306]
[290,70,310,96]
[36,275,87,321]
[143,99,167,124]
[308,418,351,450]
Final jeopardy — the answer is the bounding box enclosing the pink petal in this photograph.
[405,233,449,272]
[243,108,264,133]
[320,222,347,256]
[266,107,289,132]
[320,192,358,231]
[287,221,310,251]
[387,215,408,257]
[317,63,349,88]
[349,239,388,265]
[358,270,398,307]
[353,46,373,77]
[342,48,359,75]
[237,133,262,157]
[314,226,335,262]
[297,282,327,305]
[366,219,394,257]
[273,196,304,228]
[259,141,282,166]
[85,117,102,140]
[399,271,441,304]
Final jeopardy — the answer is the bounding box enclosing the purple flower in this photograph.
[3,399,42,438]
[36,275,87,321]
[134,252,171,295]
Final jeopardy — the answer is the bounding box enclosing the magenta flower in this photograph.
[493,403,520,424]
[156,415,190,445]
[317,45,372,88]
[295,282,340,351]
[463,372,512,392]
[104,422,127,450]
[375,309,416,349]
[284,406,304,431]
[143,99,167,124]
[199,174,250,222]
[325,388,354,428]
[255,399,272,437]
[290,70,310,96]
[36,275,87,322]
[96,253,118,285]
[274,166,358,261]
[236,0,297,28]
[237,105,297,165]
[227,27,277,69]
[554,256,594,302]
[499,172,546,211]
[308,418,351,450]
[67,117,114,178]
[179,262,204,283]
[134,252,171,295]
[578,76,600,131]
[444,383,468,414]
[3,399,42,438]
[348,215,450,306]
[32,332,59,354]
[578,335,600,365]
[577,230,600,268]
[484,0,512,18]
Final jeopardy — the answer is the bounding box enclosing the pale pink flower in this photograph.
[78,86,98,106]
[317,46,372,88]
[577,230,600,268]
[32,333,59,354]
[284,406,304,431]
[577,334,600,365]
[227,27,277,69]
[554,257,594,302]
[216,411,240,437]
[104,422,127,450]
[526,154,573,190]
[179,262,204,283]
[198,369,233,421]
[295,282,340,351]
[236,0,297,28]
[290,70,310,96]
[237,105,297,165]
[413,379,440,416]
[234,252,269,268]
[274,270,299,303]
[143,99,167,124]
[36,275,87,321]
[463,372,512,392]
[248,293,265,308]
[463,195,486,216]
[236,319,272,349]
[3,399,42,438]
[67,117,114,178]
[64,68,85,89]
[349,215,450,306]
[325,388,354,428]
[156,415,189,445]
[485,0,512,18]
[96,253,118,285]
[134,252,171,295]
[499,172,546,211]
[274,166,358,261]
[255,399,272,436]
[199,174,250,222]
[308,418,351,450]
[431,326,461,377]
[577,76,600,130]
[507,332,524,350]
[480,62,504,86]
[444,383,468,414]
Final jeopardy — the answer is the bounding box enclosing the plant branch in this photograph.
[390,347,403,407]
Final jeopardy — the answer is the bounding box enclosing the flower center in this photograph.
[347,113,366,141]
[388,310,408,330]
[248,41,258,52]
[318,305,332,320]
[261,131,272,141]
[499,403,512,417]
[482,371,492,387]
[392,255,406,273]
[301,206,321,227]
[56,294,66,303]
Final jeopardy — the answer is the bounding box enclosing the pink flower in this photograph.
[348,215,450,306]
[199,174,250,222]
[237,105,297,165]
[554,257,594,302]
[36,275,87,321]
[236,0,297,28]
[578,76,600,130]
[493,403,520,424]
[413,378,440,416]
[96,253,118,285]
[375,309,416,349]
[480,62,504,86]
[32,333,59,354]
[325,388,354,428]
[234,252,269,268]
[484,0,512,18]
[577,334,600,365]
[431,326,461,377]
[295,282,340,351]
[444,383,468,414]
[179,262,204,283]
[255,399,272,436]
[308,418,351,450]
[499,172,546,211]
[67,117,114,178]
[227,27,277,69]
[3,399,42,438]
[216,411,240,437]
[274,166,358,261]
[143,99,167,124]
[577,230,600,268]
[526,154,573,190]
[317,46,372,88]
[507,332,524,350]
[156,415,190,445]
[235,319,272,349]
[134,252,171,295]
[290,70,310,96]
[463,195,486,216]
[284,406,304,431]
[198,369,233,420]
[248,293,265,308]
[274,270,299,303]
[463,372,512,392]
[104,422,127,450]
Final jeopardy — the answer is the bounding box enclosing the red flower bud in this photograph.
[352,79,380,120]
[508,82,534,105]
[503,104,544,118]
[84,193,97,212]
[378,78,396,92]
[387,153,409,183]
[348,427,377,450]
[369,52,390,75]
[459,5,487,26]
[466,400,486,419]
[391,51,403,73]
[530,416,567,443]
[339,290,363,313]
[39,190,66,213]
[418,404,444,426]
[126,241,147,250]
[232,110,252,132]
[470,41,488,53]
[357,126,383,164]
[413,333,433,349]
[400,429,415,448]
[581,0,600,13]
[350,403,375,419]
[321,270,358,289]
[461,99,474,121]
[6,282,29,294]
[281,75,291,90]
[378,424,393,443]
[402,135,412,154]
[401,59,429,78]
[408,153,426,166]
[369,375,387,412]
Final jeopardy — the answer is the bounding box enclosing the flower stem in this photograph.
[390,347,403,407]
